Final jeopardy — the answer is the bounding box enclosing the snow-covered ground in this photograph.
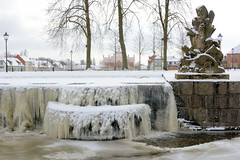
[0,70,239,87]
[0,71,165,87]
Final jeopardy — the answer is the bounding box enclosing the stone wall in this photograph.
[170,81,240,127]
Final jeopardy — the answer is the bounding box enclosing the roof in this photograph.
[20,55,31,62]
[0,57,24,66]
[229,44,240,54]
[151,55,179,61]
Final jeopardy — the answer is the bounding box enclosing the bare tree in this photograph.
[133,30,146,71]
[47,0,100,69]
[20,49,29,57]
[104,0,145,70]
[150,0,191,70]
[108,29,120,70]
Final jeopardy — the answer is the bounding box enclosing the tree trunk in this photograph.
[118,0,128,70]
[139,51,141,71]
[163,0,169,71]
[85,0,91,70]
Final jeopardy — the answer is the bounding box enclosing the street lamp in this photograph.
[3,32,9,72]
[231,48,234,69]
[70,51,73,71]
[218,33,223,49]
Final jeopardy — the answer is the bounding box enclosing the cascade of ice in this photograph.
[0,83,178,139]
[43,102,151,140]
[138,83,178,132]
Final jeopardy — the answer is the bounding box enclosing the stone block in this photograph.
[194,108,207,122]
[219,109,239,124]
[229,82,240,94]
[181,95,193,108]
[171,82,181,95]
[180,82,193,95]
[214,95,228,109]
[202,96,214,108]
[177,107,189,119]
[194,82,214,95]
[193,95,202,108]
[207,108,220,124]
[216,82,228,95]
[229,95,240,109]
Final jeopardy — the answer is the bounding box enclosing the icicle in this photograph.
[164,83,178,132]
[43,102,151,140]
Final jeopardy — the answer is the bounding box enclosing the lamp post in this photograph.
[3,32,9,72]
[218,33,223,49]
[231,48,234,69]
[70,51,73,71]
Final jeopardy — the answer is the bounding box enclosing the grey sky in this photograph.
[0,0,239,64]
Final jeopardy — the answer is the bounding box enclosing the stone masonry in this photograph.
[170,81,240,127]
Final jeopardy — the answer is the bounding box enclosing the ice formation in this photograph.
[0,82,178,140]
[43,102,151,140]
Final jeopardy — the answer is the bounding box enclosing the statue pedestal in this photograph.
[175,73,229,80]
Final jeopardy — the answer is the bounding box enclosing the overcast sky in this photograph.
[0,0,240,64]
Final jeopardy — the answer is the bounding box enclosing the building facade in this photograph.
[148,55,180,70]
[103,52,135,70]
[226,44,240,69]
[0,57,24,72]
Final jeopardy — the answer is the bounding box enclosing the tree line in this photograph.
[46,0,191,70]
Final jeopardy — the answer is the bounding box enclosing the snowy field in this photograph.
[0,70,240,160]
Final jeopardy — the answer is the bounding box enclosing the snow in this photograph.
[228,43,240,54]
[43,102,151,140]
[0,57,24,66]
[165,70,240,81]
[0,71,165,87]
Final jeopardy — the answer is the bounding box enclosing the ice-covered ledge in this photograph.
[175,72,229,79]
[43,102,151,140]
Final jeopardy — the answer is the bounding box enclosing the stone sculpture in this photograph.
[179,5,225,73]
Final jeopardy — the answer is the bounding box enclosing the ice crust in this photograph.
[43,102,151,140]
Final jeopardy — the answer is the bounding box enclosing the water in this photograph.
[0,129,240,160]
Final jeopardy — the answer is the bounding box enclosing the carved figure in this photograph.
[179,5,225,73]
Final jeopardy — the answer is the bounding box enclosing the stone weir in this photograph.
[0,84,177,140]
[170,81,240,128]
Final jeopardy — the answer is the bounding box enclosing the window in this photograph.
[0,61,3,65]
[236,55,238,60]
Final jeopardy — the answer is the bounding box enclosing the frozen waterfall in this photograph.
[43,102,151,140]
[0,83,178,140]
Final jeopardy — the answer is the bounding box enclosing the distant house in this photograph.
[148,55,180,70]
[103,52,135,70]
[226,44,240,69]
[0,57,24,72]
[53,61,68,71]
[15,55,33,71]
[0,59,6,71]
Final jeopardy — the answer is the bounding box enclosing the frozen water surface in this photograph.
[0,130,240,160]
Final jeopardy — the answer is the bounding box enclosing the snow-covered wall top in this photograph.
[0,71,165,87]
